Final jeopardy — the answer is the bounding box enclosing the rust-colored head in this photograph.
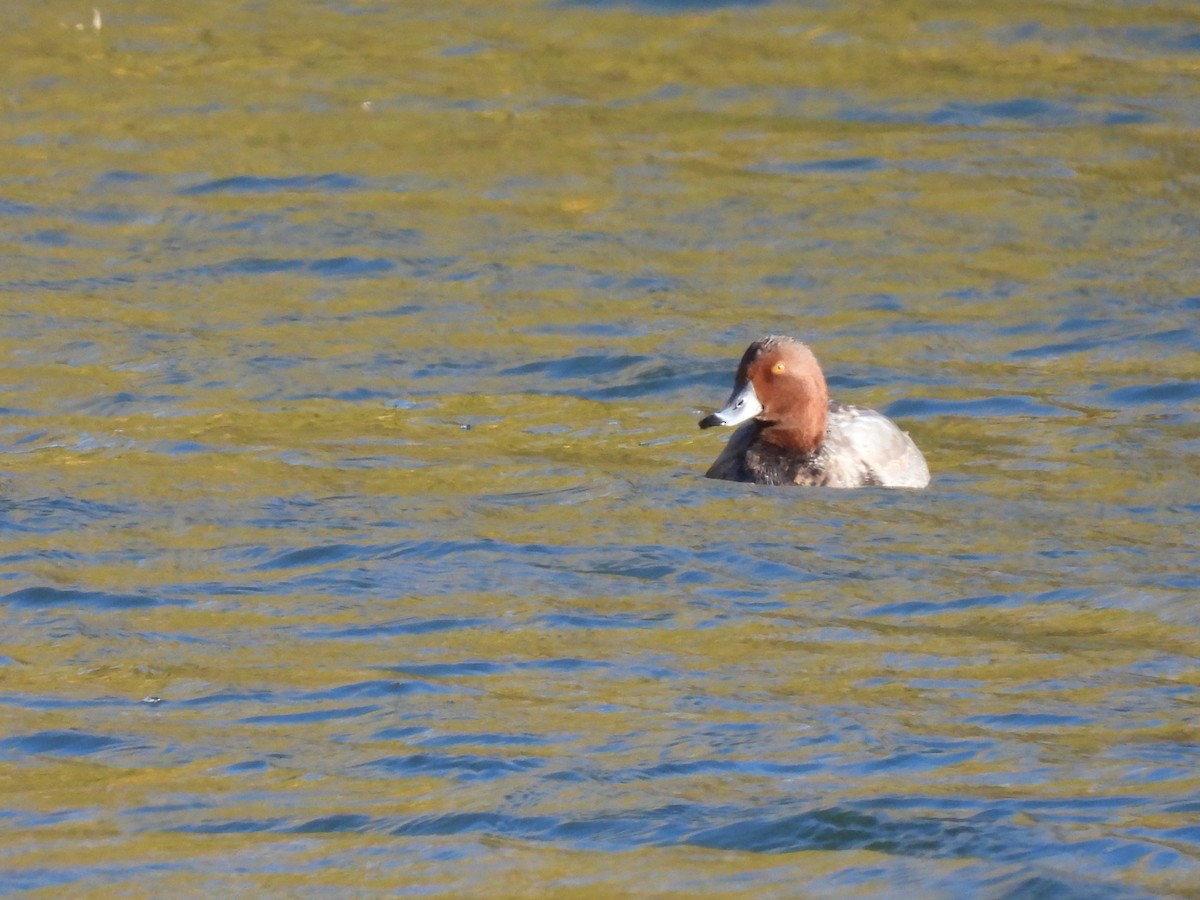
[699,335,829,454]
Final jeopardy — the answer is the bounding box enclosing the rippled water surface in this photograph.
[3,0,1200,896]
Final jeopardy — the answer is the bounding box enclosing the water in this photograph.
[2,0,1199,896]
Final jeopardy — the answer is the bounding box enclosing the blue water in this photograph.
[2,0,1200,896]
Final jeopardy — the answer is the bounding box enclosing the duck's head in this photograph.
[699,335,829,453]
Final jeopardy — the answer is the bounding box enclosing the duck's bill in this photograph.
[699,380,763,429]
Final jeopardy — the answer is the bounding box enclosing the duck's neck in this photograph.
[759,377,829,455]
[760,417,826,457]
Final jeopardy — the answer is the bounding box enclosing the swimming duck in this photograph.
[699,335,930,488]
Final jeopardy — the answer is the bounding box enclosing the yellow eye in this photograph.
[772,361,786,374]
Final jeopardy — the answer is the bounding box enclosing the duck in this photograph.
[699,335,930,488]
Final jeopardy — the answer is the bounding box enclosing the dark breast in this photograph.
[743,440,833,486]
[741,412,884,487]
[706,417,883,487]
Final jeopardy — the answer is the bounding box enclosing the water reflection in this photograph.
[2,0,1199,895]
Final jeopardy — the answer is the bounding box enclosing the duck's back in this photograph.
[824,402,930,488]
